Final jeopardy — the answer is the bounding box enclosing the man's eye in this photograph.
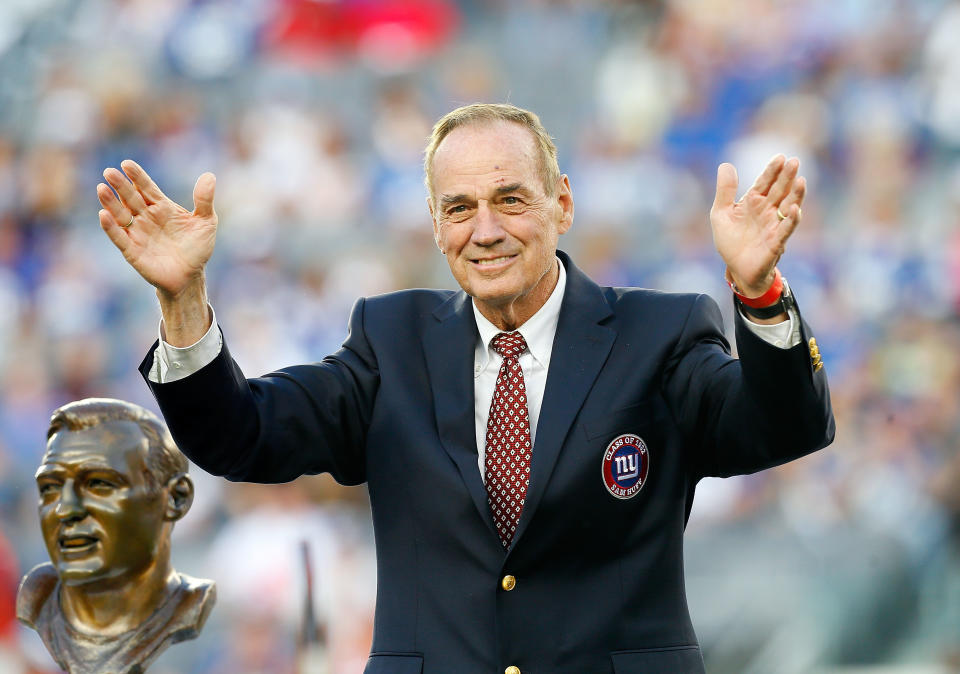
[87,478,116,491]
[449,205,467,214]
[503,196,519,205]
[38,482,60,495]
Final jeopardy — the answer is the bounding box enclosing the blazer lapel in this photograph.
[511,252,616,548]
[422,291,499,539]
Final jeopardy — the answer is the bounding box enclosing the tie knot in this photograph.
[491,331,527,359]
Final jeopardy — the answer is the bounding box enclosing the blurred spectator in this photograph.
[923,0,960,146]
[0,528,17,642]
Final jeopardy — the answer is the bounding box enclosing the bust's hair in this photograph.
[47,398,187,491]
[423,103,561,203]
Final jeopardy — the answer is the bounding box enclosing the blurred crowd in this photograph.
[1,0,959,672]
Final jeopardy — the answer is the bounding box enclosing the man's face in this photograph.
[430,121,573,321]
[36,421,167,587]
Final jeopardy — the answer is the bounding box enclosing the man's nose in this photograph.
[55,479,86,522]
[471,201,506,245]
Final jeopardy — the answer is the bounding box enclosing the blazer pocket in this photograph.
[584,400,665,442]
[610,645,704,674]
[364,652,424,674]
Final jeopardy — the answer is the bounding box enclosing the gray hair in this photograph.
[424,102,561,202]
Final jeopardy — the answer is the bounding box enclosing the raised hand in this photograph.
[97,160,217,299]
[710,155,805,297]
[97,160,217,345]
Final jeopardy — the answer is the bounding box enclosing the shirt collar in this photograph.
[472,257,567,370]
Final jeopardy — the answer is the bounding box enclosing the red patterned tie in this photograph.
[484,331,532,549]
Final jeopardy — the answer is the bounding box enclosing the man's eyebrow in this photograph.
[439,183,528,207]
[440,193,472,207]
[494,182,525,195]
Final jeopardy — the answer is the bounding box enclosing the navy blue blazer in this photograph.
[140,251,834,674]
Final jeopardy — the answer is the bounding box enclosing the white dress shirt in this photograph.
[471,260,567,477]
[148,259,800,480]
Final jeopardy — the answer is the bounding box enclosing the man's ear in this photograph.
[557,174,574,235]
[163,473,194,522]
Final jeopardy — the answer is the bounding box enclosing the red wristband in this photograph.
[726,268,783,308]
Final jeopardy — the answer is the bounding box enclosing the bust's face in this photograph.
[35,420,167,587]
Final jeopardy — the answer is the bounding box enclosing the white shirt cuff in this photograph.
[739,306,801,349]
[147,304,222,383]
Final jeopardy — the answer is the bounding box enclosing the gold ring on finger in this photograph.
[121,216,135,228]
[776,208,787,221]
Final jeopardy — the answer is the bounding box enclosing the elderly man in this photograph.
[96,103,832,674]
[17,398,215,674]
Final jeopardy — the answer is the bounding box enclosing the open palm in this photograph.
[710,155,805,297]
[97,160,217,298]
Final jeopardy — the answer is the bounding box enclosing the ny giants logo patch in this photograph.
[601,433,649,500]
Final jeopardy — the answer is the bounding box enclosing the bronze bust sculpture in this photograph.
[17,398,215,674]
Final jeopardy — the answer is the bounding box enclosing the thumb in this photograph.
[193,172,216,218]
[712,163,738,213]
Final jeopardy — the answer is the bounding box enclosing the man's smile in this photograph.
[470,254,518,270]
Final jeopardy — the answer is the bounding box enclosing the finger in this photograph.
[777,175,806,216]
[765,157,799,207]
[121,159,167,205]
[775,203,801,246]
[97,182,133,225]
[748,154,786,195]
[99,208,134,254]
[192,172,216,218]
[712,163,739,213]
[103,167,148,215]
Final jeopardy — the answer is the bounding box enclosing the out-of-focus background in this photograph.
[0,0,958,672]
